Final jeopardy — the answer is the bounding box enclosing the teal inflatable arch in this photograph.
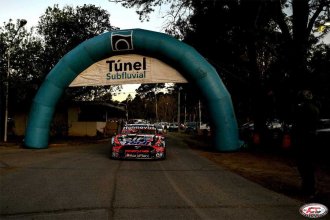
[24,29,241,152]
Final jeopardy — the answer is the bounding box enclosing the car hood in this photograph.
[117,134,155,146]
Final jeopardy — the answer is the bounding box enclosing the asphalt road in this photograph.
[0,134,315,220]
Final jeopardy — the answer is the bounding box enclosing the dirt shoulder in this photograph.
[173,132,330,207]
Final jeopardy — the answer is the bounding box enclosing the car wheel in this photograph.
[110,147,116,159]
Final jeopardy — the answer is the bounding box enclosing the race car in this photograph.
[110,124,166,160]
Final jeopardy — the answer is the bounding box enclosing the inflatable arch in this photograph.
[24,29,241,151]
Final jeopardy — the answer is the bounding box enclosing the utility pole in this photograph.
[184,93,187,125]
[4,19,27,142]
[155,92,158,122]
[177,87,182,129]
[125,100,128,122]
[198,100,201,129]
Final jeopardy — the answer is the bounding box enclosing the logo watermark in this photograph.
[299,203,328,218]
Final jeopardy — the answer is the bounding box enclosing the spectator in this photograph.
[8,118,16,137]
[164,124,168,134]
[291,90,320,196]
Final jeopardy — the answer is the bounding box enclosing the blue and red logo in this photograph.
[299,203,328,218]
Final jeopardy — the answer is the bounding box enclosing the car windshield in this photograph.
[138,129,156,134]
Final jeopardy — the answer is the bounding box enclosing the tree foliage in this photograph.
[0,4,122,139]
[0,20,45,109]
[2,1,330,139]
[112,0,330,120]
[37,4,120,103]
[135,83,165,99]
[38,4,116,69]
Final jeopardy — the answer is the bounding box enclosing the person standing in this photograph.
[291,90,320,196]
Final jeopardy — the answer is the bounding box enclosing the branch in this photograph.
[307,0,330,37]
[272,0,292,41]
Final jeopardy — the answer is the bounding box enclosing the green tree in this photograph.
[0,4,122,139]
[38,4,116,68]
[111,0,330,123]
[0,19,38,139]
[37,4,119,102]
[126,94,148,119]
[309,43,330,117]
[157,94,177,122]
[1,19,44,126]
[135,83,165,99]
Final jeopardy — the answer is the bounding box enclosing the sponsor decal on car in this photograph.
[299,203,328,218]
[124,140,150,145]
[125,150,149,153]
[125,153,150,158]
[125,149,150,158]
[110,124,166,160]
[123,126,156,130]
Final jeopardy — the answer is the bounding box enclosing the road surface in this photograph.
[0,134,310,219]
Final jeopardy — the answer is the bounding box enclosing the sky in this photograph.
[0,0,167,31]
[0,0,167,101]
